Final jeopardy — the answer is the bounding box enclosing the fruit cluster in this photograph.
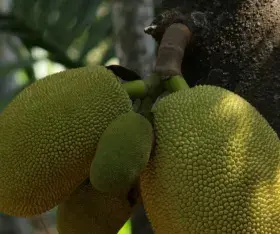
[0,24,279,234]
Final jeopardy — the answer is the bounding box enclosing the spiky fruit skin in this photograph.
[140,85,280,233]
[90,111,153,194]
[0,66,132,217]
[56,180,132,234]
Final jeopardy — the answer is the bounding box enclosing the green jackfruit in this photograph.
[90,111,153,194]
[56,180,132,234]
[0,66,132,217]
[140,85,280,233]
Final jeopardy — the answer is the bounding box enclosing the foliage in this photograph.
[1,0,114,68]
[0,0,116,111]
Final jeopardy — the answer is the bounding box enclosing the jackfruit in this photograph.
[0,66,132,217]
[90,111,153,194]
[140,85,280,233]
[56,179,132,234]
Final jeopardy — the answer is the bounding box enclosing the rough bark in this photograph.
[152,0,280,136]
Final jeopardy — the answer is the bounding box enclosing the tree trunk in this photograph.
[112,0,156,77]
[154,0,280,136]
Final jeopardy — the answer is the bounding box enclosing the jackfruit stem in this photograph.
[143,72,164,98]
[149,23,192,93]
[122,80,147,99]
[154,23,192,80]
[138,96,154,122]
[123,23,192,98]
[164,75,189,92]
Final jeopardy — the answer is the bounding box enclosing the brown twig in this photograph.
[154,23,192,78]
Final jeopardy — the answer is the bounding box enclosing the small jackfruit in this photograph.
[56,179,132,234]
[0,66,132,217]
[140,85,280,233]
[90,111,153,194]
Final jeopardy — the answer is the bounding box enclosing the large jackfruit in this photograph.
[90,111,153,194]
[140,85,280,233]
[0,66,132,217]
[56,180,132,234]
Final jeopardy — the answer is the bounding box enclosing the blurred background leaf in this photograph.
[7,0,113,67]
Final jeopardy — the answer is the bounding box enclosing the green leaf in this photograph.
[79,13,112,61]
[118,219,132,234]
[100,43,115,65]
[1,0,115,68]
[0,59,36,79]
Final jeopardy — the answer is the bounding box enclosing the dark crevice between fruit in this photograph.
[127,179,142,208]
[106,65,142,82]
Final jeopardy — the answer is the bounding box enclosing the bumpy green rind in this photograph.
[141,85,280,233]
[56,180,132,234]
[0,65,132,217]
[90,111,153,194]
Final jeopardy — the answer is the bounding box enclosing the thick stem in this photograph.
[143,72,164,98]
[123,23,192,99]
[147,23,192,93]
[122,80,147,99]
[154,23,192,78]
[164,75,189,92]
